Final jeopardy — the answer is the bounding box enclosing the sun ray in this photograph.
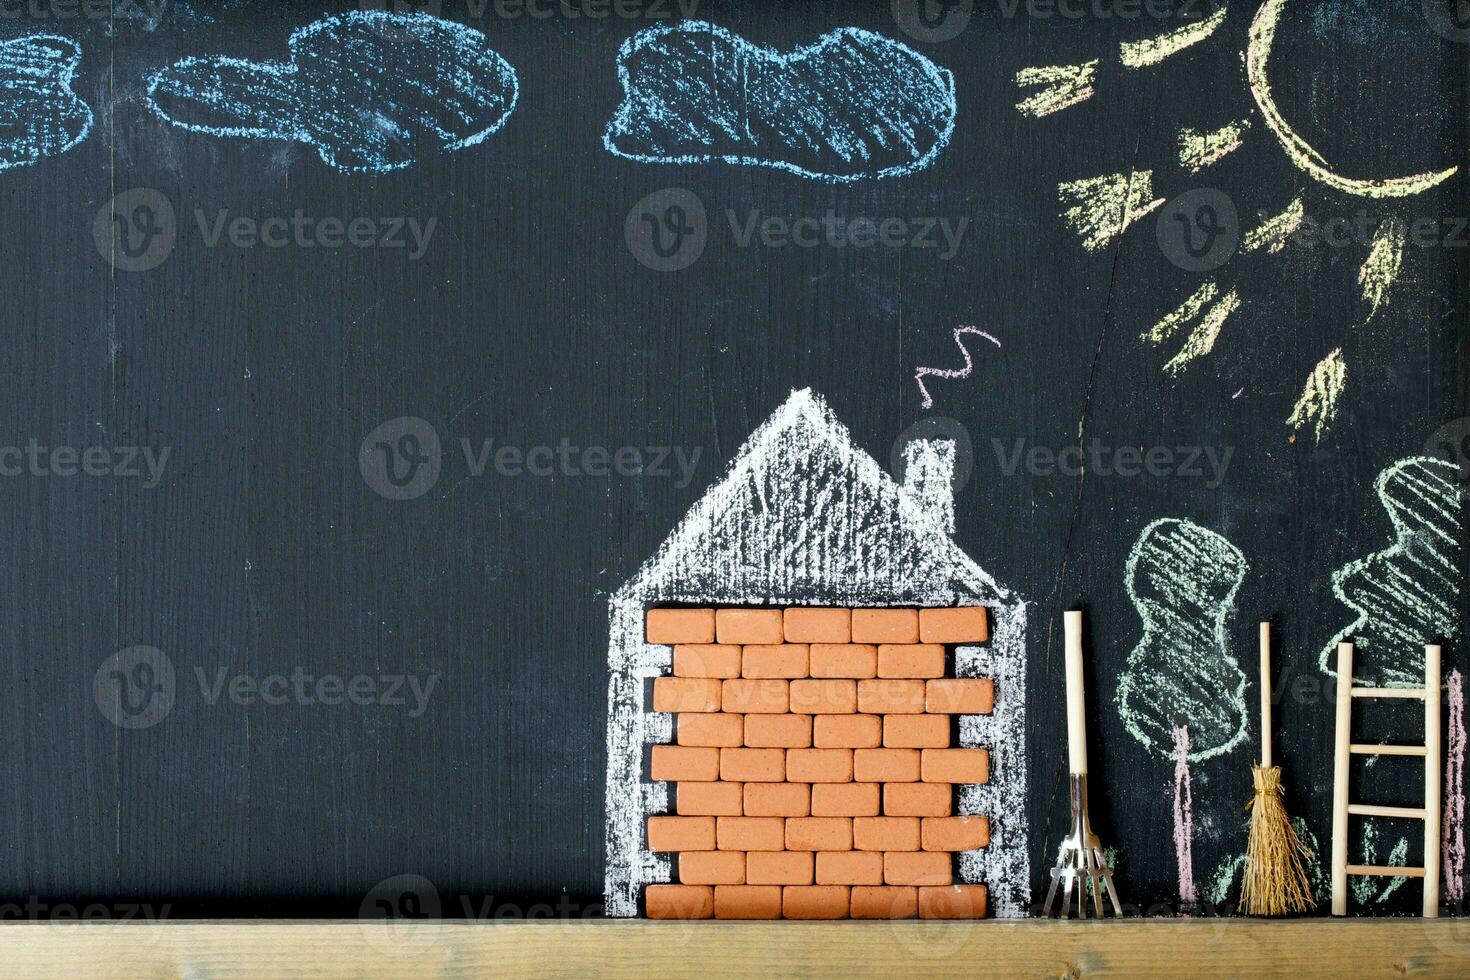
[1058,170,1164,252]
[1241,197,1305,254]
[1162,288,1239,376]
[1120,5,1229,69]
[1360,221,1406,319]
[1014,60,1099,117]
[1144,280,1219,343]
[1286,348,1346,443]
[1179,118,1250,172]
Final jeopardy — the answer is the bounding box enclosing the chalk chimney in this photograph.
[901,438,956,534]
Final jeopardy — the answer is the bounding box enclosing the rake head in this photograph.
[1044,773,1123,918]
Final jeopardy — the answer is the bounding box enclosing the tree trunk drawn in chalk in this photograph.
[1117,518,1249,763]
[1318,456,1464,688]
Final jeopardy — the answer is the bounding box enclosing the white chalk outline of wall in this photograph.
[603,388,1029,917]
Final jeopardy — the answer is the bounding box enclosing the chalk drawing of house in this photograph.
[603,389,1029,917]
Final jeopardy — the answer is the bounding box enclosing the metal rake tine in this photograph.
[1060,871,1075,919]
[1090,872,1105,918]
[1103,869,1123,916]
[1044,871,1060,916]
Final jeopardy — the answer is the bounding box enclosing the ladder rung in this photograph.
[1349,743,1429,757]
[1345,864,1426,878]
[1350,686,1426,699]
[1347,804,1427,819]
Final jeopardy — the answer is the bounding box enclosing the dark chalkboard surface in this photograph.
[0,0,1464,918]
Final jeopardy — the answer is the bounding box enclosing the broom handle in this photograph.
[1260,622,1272,769]
[1064,609,1087,775]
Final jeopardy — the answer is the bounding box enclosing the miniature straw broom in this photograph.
[1240,622,1315,915]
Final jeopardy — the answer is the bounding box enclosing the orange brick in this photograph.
[919,884,987,919]
[673,644,741,678]
[850,885,918,919]
[853,748,921,783]
[782,885,849,919]
[884,783,952,816]
[919,607,988,644]
[714,884,781,919]
[746,851,813,885]
[921,748,990,784]
[716,816,785,851]
[813,714,882,748]
[811,783,879,817]
[647,608,715,644]
[925,679,994,714]
[922,816,990,851]
[816,851,883,885]
[853,817,920,852]
[678,713,743,747]
[743,782,810,817]
[743,713,811,748]
[676,781,743,816]
[877,644,946,678]
[809,644,877,679]
[884,714,950,749]
[786,817,852,851]
[715,608,783,645]
[720,747,785,782]
[645,884,713,919]
[857,679,925,714]
[851,608,918,644]
[722,679,789,714]
[783,607,851,643]
[787,748,853,783]
[651,745,720,782]
[647,816,715,852]
[741,644,809,679]
[653,677,721,714]
[790,679,857,714]
[884,851,952,886]
[680,850,745,885]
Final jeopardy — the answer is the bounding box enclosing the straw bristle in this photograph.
[1241,764,1316,915]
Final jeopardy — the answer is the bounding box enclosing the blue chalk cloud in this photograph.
[603,22,956,182]
[145,11,518,174]
[0,34,93,172]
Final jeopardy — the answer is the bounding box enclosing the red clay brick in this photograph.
[921,748,990,784]
[743,782,810,817]
[680,851,745,885]
[651,745,720,782]
[653,677,722,714]
[918,607,989,644]
[786,817,852,851]
[851,608,919,644]
[786,748,853,783]
[782,885,850,919]
[883,715,950,749]
[811,783,879,817]
[719,748,785,782]
[877,644,946,679]
[647,608,715,644]
[714,885,781,919]
[918,884,987,919]
[742,713,811,748]
[853,748,921,783]
[676,781,743,816]
[850,885,918,919]
[673,644,742,678]
[647,816,716,852]
[813,714,882,748]
[746,851,814,885]
[783,608,851,643]
[721,679,789,714]
[809,644,878,679]
[816,851,883,885]
[715,609,784,645]
[741,644,809,679]
[884,852,952,886]
[925,679,995,714]
[922,816,990,851]
[646,884,714,919]
[853,817,921,852]
[857,679,925,714]
[884,783,952,817]
[790,679,857,714]
[677,712,743,747]
[716,816,785,851]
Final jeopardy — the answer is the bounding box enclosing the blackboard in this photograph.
[0,0,1464,919]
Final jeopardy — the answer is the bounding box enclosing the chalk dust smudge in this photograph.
[1242,197,1304,254]
[1285,348,1345,445]
[1058,170,1164,252]
[1179,118,1250,172]
[1120,5,1228,68]
[1446,669,1466,904]
[1014,60,1097,117]
[1172,726,1197,904]
[1359,221,1406,319]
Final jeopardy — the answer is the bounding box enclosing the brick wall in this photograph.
[642,605,993,920]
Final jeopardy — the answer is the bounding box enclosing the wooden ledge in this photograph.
[2,918,1469,979]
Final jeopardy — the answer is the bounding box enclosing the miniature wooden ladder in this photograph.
[1330,641,1442,917]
